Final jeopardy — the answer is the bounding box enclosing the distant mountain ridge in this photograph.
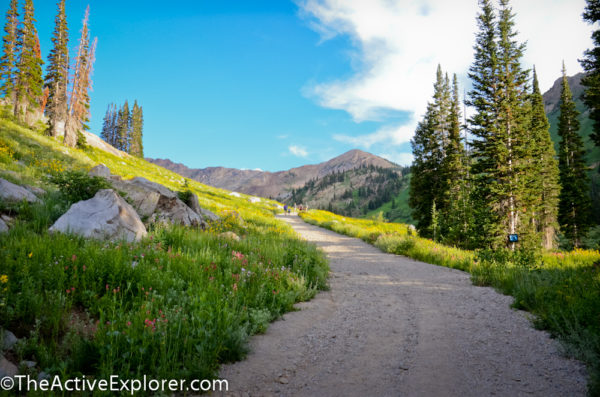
[147,149,400,200]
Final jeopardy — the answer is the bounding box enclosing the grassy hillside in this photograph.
[365,173,413,224]
[300,209,600,394]
[0,116,328,387]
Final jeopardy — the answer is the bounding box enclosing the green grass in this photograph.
[301,209,600,395]
[0,117,329,391]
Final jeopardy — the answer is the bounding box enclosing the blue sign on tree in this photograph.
[508,234,518,243]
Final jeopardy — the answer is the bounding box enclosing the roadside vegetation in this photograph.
[0,117,328,385]
[300,209,600,394]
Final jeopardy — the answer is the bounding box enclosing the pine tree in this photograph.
[466,0,500,248]
[0,0,19,101]
[409,66,449,236]
[440,74,470,247]
[129,100,144,157]
[65,6,96,147]
[13,0,43,121]
[44,0,69,138]
[557,63,592,248]
[580,0,600,148]
[116,100,130,151]
[467,0,531,249]
[528,67,560,249]
[100,103,113,143]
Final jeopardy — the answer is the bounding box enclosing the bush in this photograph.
[48,169,111,204]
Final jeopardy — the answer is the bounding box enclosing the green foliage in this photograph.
[44,0,69,138]
[528,68,560,250]
[558,65,593,248]
[580,0,600,148]
[48,169,110,204]
[0,0,19,99]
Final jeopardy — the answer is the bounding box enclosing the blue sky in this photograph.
[3,0,594,171]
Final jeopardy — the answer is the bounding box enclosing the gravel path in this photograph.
[217,215,587,397]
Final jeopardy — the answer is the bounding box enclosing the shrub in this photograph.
[48,169,111,204]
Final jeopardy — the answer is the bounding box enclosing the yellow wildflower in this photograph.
[0,275,7,284]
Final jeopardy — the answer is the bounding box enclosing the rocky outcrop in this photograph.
[49,189,147,242]
[88,165,218,228]
[0,178,40,203]
[0,218,7,233]
[110,176,206,227]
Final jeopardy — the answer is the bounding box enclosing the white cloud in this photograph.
[333,123,414,149]
[289,145,309,157]
[378,152,414,167]
[299,0,593,124]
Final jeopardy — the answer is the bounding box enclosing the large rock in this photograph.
[0,178,39,203]
[49,189,147,242]
[111,177,206,227]
[0,218,7,233]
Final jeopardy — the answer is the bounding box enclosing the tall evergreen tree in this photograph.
[557,64,592,248]
[129,100,144,157]
[44,0,69,138]
[100,103,113,144]
[116,100,130,151]
[467,0,532,249]
[495,0,531,249]
[13,0,43,121]
[409,65,451,238]
[528,67,560,249]
[440,74,470,247]
[580,0,600,148]
[0,0,19,101]
[467,0,501,248]
[65,6,96,147]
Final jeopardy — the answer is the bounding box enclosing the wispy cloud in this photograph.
[299,0,592,124]
[333,124,414,149]
[289,145,309,157]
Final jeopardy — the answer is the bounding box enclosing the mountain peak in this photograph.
[148,149,400,199]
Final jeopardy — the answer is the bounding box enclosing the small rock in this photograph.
[37,371,50,381]
[278,376,289,384]
[20,360,36,369]
[219,231,240,241]
[2,330,18,351]
[88,164,111,178]
[0,356,18,378]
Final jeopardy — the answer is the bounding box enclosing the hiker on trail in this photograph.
[284,205,288,215]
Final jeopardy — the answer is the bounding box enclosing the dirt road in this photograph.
[217,215,587,396]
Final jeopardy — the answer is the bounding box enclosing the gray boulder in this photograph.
[0,218,7,233]
[0,178,39,203]
[88,164,112,178]
[111,177,206,227]
[49,189,147,242]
